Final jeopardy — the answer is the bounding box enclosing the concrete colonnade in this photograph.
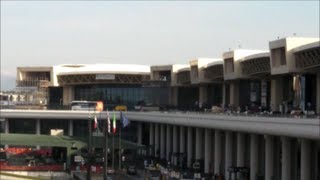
[166,124,171,161]
[146,122,319,180]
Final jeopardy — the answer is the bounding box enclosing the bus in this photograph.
[70,101,99,111]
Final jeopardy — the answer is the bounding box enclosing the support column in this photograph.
[155,124,160,158]
[68,120,73,136]
[149,124,154,156]
[281,137,292,180]
[195,128,203,160]
[271,78,283,112]
[170,87,178,106]
[4,119,9,134]
[301,139,311,180]
[187,127,193,168]
[4,119,9,149]
[237,133,245,166]
[179,126,185,167]
[36,119,40,149]
[265,135,274,180]
[250,134,258,180]
[199,86,208,106]
[236,133,245,179]
[204,128,211,174]
[166,125,172,161]
[214,130,222,175]
[230,81,239,108]
[291,140,298,180]
[225,131,233,180]
[62,86,74,105]
[160,124,165,159]
[222,83,226,107]
[36,119,40,135]
[172,126,178,165]
[317,73,320,114]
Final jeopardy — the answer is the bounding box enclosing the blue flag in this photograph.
[120,111,130,128]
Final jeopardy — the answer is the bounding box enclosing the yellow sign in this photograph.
[96,101,104,112]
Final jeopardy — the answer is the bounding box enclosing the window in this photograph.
[224,58,234,73]
[271,47,286,67]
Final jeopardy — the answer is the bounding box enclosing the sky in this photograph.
[1,1,319,90]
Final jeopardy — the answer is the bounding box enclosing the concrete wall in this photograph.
[62,86,74,105]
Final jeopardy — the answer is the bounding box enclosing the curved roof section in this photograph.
[204,59,223,68]
[172,64,190,73]
[55,64,150,76]
[293,41,320,53]
[190,58,223,69]
[241,52,270,62]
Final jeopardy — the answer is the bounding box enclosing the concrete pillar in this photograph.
[291,140,298,180]
[195,128,203,160]
[204,128,212,173]
[273,138,281,180]
[222,83,226,107]
[179,126,185,154]
[166,125,172,161]
[265,135,274,180]
[179,126,185,167]
[230,81,239,108]
[160,124,165,159]
[301,139,311,180]
[4,119,9,134]
[187,127,193,167]
[155,124,160,158]
[170,87,178,106]
[68,120,73,136]
[214,130,222,175]
[237,133,245,166]
[172,126,178,165]
[236,133,245,179]
[312,141,319,180]
[271,78,283,111]
[62,86,74,105]
[225,131,233,180]
[149,124,154,156]
[281,137,292,180]
[36,119,40,135]
[250,134,258,180]
[317,73,320,114]
[199,86,208,106]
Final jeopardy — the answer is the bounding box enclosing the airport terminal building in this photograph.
[9,37,320,114]
[1,36,320,180]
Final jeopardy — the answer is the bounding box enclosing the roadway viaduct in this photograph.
[1,109,320,180]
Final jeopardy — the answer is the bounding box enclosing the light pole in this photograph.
[87,113,92,180]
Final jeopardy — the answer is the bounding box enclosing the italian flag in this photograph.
[94,115,98,129]
[107,109,111,134]
[112,112,116,134]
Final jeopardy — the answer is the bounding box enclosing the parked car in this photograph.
[127,165,137,175]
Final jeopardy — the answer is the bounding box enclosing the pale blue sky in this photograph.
[1,1,319,90]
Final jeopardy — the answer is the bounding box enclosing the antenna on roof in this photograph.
[237,40,242,49]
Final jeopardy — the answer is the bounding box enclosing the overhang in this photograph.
[1,110,319,140]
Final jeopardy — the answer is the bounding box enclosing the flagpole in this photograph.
[119,122,121,171]
[103,110,108,180]
[112,126,115,170]
[87,111,92,180]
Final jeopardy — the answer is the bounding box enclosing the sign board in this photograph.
[51,129,64,136]
[74,155,83,162]
[92,132,103,137]
[96,74,115,80]
[193,162,200,169]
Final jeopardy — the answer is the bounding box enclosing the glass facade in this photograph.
[74,84,145,109]
[9,119,36,134]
